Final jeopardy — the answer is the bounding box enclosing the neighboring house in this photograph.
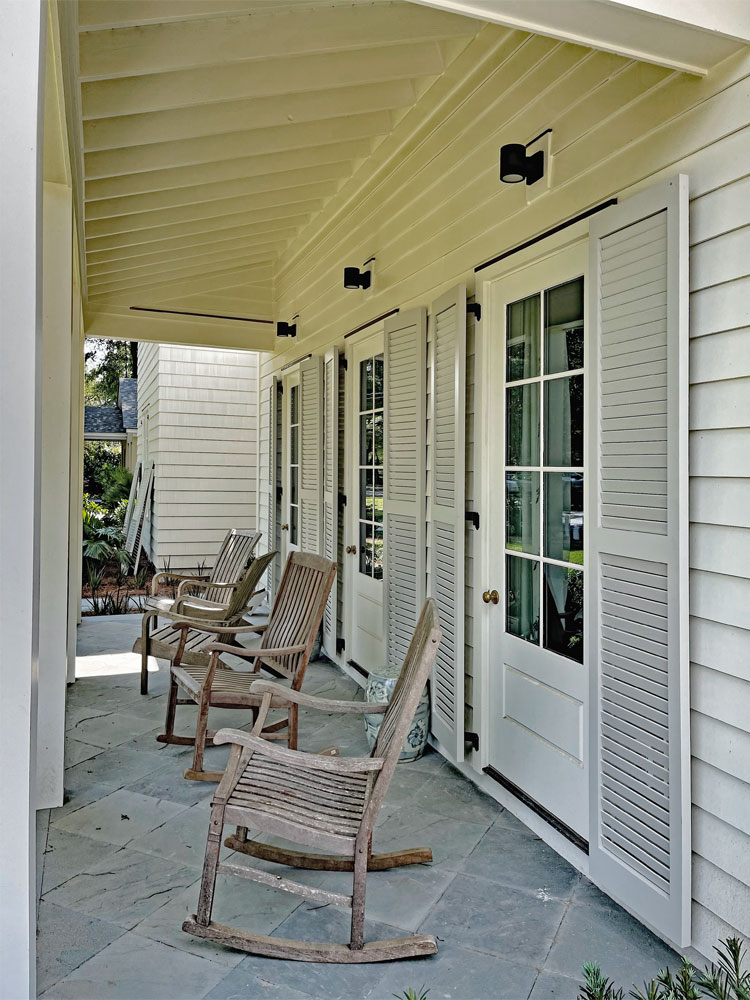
[135,342,259,572]
[4,2,750,994]
[83,376,138,472]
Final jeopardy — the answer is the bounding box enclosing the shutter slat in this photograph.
[588,175,689,945]
[299,357,323,556]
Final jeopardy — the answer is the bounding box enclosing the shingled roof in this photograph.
[84,406,125,437]
[118,378,138,430]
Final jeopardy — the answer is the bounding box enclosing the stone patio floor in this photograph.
[36,614,679,999]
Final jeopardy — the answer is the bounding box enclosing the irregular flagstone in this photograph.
[36,901,126,994]
[52,788,187,846]
[63,746,165,794]
[42,847,197,930]
[41,829,122,894]
[127,801,233,870]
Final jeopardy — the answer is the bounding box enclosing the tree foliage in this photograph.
[84,337,137,405]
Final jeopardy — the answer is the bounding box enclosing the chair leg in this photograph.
[184,691,223,782]
[194,804,224,928]
[288,704,298,750]
[350,837,370,952]
[140,614,152,695]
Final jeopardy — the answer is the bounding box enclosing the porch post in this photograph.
[0,0,45,995]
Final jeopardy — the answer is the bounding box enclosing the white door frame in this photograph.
[474,223,591,774]
[344,326,385,670]
[281,368,300,560]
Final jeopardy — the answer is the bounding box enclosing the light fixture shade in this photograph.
[343,266,371,290]
[276,321,296,338]
[500,143,526,184]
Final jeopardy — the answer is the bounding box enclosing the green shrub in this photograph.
[83,441,122,496]
[101,465,132,508]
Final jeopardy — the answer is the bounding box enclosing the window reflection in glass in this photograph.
[544,374,583,467]
[506,294,541,382]
[505,472,540,555]
[506,555,539,645]
[506,383,540,467]
[359,354,384,578]
[545,473,583,564]
[545,277,583,374]
[543,564,583,663]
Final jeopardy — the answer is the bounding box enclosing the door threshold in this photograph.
[346,659,369,679]
[483,765,589,855]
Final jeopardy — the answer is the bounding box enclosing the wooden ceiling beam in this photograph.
[85,206,314,254]
[85,222,299,265]
[85,162,350,220]
[84,112,390,179]
[84,140,372,200]
[79,5,473,79]
[81,43,445,118]
[83,80,415,151]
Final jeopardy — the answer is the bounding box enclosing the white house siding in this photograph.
[257,24,750,954]
[138,343,259,572]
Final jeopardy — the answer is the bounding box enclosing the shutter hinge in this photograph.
[338,493,347,508]
[465,511,480,530]
[465,731,479,752]
[467,302,481,322]
[339,356,348,372]
[336,637,345,654]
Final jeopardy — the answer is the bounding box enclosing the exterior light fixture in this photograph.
[500,142,545,186]
[343,257,375,290]
[277,315,298,338]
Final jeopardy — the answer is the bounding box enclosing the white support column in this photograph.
[38,181,73,808]
[0,1,45,996]
[68,297,84,684]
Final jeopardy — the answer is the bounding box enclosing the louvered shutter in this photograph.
[299,356,323,554]
[428,285,466,760]
[384,308,427,668]
[588,175,690,946]
[322,349,339,657]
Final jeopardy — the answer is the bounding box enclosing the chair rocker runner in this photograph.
[134,545,271,696]
[183,598,442,963]
[158,551,337,782]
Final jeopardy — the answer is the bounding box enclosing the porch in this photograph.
[37,614,677,998]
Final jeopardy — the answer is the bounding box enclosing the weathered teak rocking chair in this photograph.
[158,551,337,782]
[183,598,442,963]
[139,527,261,693]
[135,547,273,696]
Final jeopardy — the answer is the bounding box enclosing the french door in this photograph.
[345,332,385,669]
[281,370,300,560]
[485,241,589,838]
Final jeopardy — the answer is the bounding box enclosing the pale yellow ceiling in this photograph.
[70,0,480,320]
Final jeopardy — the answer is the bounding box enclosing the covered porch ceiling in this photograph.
[59,0,748,351]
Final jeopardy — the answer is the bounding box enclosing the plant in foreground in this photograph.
[393,988,430,1000]
[579,937,749,1000]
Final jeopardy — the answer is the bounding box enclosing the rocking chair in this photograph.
[183,598,442,963]
[158,551,337,782]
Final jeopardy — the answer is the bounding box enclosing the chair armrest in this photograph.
[150,570,209,596]
[172,600,230,622]
[249,679,387,715]
[205,642,306,659]
[213,728,385,774]
[169,618,268,636]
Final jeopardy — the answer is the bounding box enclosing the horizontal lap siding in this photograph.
[254,25,750,954]
[147,345,259,572]
[688,159,750,955]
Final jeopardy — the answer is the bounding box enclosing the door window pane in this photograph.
[505,472,540,555]
[506,555,539,645]
[360,358,373,411]
[290,467,298,506]
[374,468,383,523]
[506,383,540,467]
[545,277,583,374]
[358,354,384,578]
[544,375,583,467]
[544,564,583,663]
[506,294,540,382]
[290,505,298,545]
[373,524,383,580]
[374,356,384,409]
[545,473,583,563]
[359,522,372,576]
[290,425,298,465]
[290,384,299,424]
[360,414,373,465]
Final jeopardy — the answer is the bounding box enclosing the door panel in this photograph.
[486,241,589,838]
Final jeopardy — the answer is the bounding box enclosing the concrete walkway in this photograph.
[37,614,678,999]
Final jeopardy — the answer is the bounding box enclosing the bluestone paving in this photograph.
[37,614,680,998]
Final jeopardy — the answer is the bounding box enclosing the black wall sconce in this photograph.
[500,142,545,186]
[343,257,375,290]
[277,315,298,338]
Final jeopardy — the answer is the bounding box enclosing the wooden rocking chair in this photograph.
[139,528,261,692]
[183,598,442,963]
[134,548,274,696]
[157,551,337,782]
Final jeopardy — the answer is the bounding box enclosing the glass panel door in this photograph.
[358,354,384,580]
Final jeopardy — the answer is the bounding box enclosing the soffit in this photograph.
[69,0,480,321]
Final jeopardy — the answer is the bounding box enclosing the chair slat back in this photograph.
[204,529,261,604]
[367,600,441,814]
[223,550,277,622]
[259,552,337,686]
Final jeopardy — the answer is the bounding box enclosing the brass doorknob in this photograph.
[482,589,500,605]
[281,523,289,531]
[346,545,358,555]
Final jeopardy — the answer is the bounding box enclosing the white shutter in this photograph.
[428,285,466,760]
[322,349,339,657]
[262,377,279,598]
[588,175,690,946]
[299,356,323,554]
[384,308,427,668]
